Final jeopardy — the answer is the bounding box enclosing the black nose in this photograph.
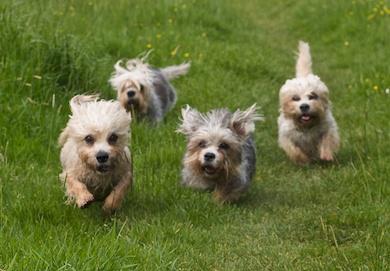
[127,91,136,98]
[300,103,310,112]
[96,151,109,163]
[204,152,216,162]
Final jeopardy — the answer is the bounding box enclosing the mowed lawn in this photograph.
[0,0,389,270]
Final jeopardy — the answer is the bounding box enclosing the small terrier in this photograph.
[278,41,340,164]
[59,95,132,214]
[177,105,262,203]
[109,57,190,123]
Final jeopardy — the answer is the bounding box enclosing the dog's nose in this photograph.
[96,151,109,163]
[300,103,310,112]
[204,152,216,162]
[127,91,136,98]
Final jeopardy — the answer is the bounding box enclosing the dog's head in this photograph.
[279,74,329,128]
[109,59,154,115]
[60,95,131,174]
[177,105,262,179]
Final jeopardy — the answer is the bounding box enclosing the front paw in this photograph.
[102,193,120,215]
[320,149,334,161]
[76,192,94,208]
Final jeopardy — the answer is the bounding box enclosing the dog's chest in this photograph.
[292,128,323,153]
[82,173,120,200]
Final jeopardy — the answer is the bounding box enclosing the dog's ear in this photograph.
[109,61,129,91]
[58,126,69,147]
[113,60,128,76]
[177,105,204,136]
[230,104,263,138]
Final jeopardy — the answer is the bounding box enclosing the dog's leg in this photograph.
[102,172,132,214]
[65,176,94,208]
[319,130,339,161]
[213,180,243,203]
[280,138,310,164]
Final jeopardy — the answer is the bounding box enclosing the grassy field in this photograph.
[0,0,389,270]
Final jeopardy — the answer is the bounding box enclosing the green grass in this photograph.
[0,0,389,270]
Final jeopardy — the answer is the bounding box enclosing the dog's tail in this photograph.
[161,62,191,80]
[295,41,312,78]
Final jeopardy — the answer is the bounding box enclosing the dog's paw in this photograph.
[320,149,334,161]
[76,192,94,208]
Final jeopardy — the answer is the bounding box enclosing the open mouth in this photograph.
[202,165,217,175]
[299,114,313,123]
[127,99,138,106]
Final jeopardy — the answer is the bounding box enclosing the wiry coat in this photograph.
[109,58,190,123]
[59,95,132,213]
[178,105,262,203]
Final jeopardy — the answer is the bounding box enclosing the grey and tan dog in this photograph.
[59,95,132,214]
[278,41,340,164]
[177,105,262,203]
[109,57,190,123]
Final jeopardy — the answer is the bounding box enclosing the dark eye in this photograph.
[308,93,318,100]
[198,140,206,148]
[84,135,94,145]
[292,95,300,101]
[219,142,229,149]
[140,84,144,92]
[108,133,118,144]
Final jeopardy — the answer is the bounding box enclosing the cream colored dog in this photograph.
[278,41,340,164]
[59,95,132,214]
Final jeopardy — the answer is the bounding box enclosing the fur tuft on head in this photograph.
[108,59,155,91]
[59,95,131,147]
[296,41,312,78]
[177,104,262,138]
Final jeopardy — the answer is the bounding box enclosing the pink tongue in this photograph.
[302,115,310,121]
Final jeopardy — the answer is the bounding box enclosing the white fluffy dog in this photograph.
[109,57,190,123]
[278,41,340,164]
[59,95,132,214]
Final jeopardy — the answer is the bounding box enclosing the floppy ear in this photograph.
[230,104,263,138]
[177,105,204,136]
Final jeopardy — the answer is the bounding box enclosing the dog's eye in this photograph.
[140,84,144,92]
[84,135,94,145]
[219,142,229,150]
[108,133,118,144]
[308,93,318,100]
[292,95,300,101]
[198,140,206,148]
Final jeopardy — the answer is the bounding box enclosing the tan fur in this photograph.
[278,41,340,164]
[59,95,132,214]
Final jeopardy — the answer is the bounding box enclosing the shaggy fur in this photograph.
[278,41,340,164]
[59,95,132,214]
[109,57,190,123]
[177,105,262,203]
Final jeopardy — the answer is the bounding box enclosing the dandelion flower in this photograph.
[146,43,152,49]
[373,85,379,91]
[171,46,179,56]
[184,53,190,58]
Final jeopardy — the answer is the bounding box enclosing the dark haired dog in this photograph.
[109,58,190,123]
[177,105,262,203]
